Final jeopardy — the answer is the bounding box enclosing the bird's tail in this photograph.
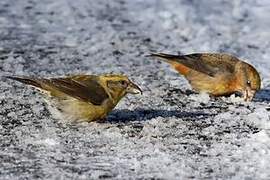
[149,53,180,59]
[5,76,42,89]
[148,53,191,75]
[148,53,181,63]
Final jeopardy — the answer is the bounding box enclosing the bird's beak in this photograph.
[241,88,256,101]
[126,81,142,94]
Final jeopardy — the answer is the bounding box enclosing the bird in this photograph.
[149,52,261,101]
[6,74,142,122]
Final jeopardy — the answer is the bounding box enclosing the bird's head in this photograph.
[234,62,261,101]
[99,74,142,102]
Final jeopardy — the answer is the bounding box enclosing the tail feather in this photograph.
[149,53,181,59]
[5,76,42,88]
[148,52,191,75]
[148,53,183,64]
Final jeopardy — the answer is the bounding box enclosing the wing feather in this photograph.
[7,75,109,106]
[150,53,239,77]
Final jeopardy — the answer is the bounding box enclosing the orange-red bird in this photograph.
[150,53,261,101]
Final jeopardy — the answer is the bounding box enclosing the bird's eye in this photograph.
[247,80,251,86]
[120,80,127,87]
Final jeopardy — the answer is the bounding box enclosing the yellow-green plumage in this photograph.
[7,74,142,122]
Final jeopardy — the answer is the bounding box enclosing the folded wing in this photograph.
[150,53,238,77]
[6,75,109,106]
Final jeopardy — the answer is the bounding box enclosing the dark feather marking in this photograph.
[150,53,236,77]
[42,77,109,105]
[179,54,216,77]
[6,76,109,106]
[5,76,42,88]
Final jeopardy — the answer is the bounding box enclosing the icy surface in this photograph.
[1,0,270,179]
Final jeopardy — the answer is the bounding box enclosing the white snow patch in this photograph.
[36,138,59,146]
[226,94,246,103]
[247,108,270,130]
[251,130,270,143]
[189,92,210,104]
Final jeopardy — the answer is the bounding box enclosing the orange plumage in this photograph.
[150,53,261,101]
[171,62,191,76]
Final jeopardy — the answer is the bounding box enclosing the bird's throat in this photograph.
[108,89,126,105]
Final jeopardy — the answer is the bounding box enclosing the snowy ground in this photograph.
[1,0,270,179]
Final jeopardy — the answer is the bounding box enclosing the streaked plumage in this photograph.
[7,74,142,122]
[150,53,261,101]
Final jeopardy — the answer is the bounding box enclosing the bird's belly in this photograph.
[44,96,111,122]
[186,72,233,96]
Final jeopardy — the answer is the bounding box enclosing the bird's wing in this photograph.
[150,53,239,77]
[7,75,109,105]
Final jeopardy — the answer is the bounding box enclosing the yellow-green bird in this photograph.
[6,74,142,122]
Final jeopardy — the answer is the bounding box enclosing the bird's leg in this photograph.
[242,89,255,101]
